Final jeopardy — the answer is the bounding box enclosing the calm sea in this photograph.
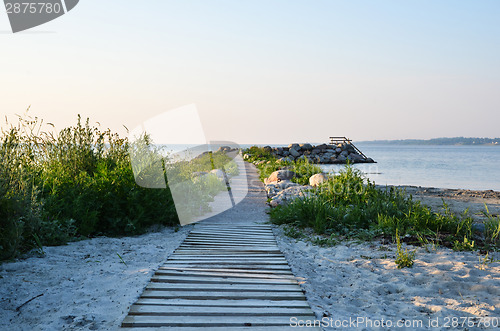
[320,144,500,191]
[159,143,500,191]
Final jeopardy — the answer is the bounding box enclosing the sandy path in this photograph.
[0,226,191,330]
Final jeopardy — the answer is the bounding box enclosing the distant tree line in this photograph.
[357,137,500,146]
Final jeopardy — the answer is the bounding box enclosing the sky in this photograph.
[1,0,500,144]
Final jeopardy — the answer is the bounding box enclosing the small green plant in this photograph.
[483,204,500,249]
[311,236,337,247]
[395,229,415,268]
[452,236,475,251]
[116,253,127,266]
[284,226,303,239]
[32,233,45,256]
[479,252,499,269]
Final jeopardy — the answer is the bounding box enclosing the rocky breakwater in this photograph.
[264,142,375,164]
[264,170,329,207]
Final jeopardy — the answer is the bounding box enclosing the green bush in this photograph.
[1,111,179,260]
[268,162,478,249]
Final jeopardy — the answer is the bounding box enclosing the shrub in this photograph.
[0,110,180,260]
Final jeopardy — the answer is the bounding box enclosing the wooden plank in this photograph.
[159,267,293,275]
[151,275,298,285]
[146,283,301,292]
[188,232,275,238]
[121,315,316,327]
[174,250,282,255]
[180,243,278,247]
[160,263,289,271]
[140,290,307,300]
[155,269,297,279]
[164,259,288,264]
[135,298,311,308]
[188,230,273,237]
[121,326,322,330]
[168,254,285,259]
[185,240,276,244]
[129,304,315,316]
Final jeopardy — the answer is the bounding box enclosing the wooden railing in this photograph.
[329,136,368,159]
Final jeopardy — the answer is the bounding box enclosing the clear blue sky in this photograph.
[1,0,500,144]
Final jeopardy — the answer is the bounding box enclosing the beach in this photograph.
[1,183,499,330]
[0,226,192,331]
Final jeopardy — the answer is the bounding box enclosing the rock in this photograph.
[263,146,272,153]
[270,185,313,206]
[299,143,313,150]
[348,153,364,162]
[341,150,349,157]
[335,147,342,153]
[337,154,347,162]
[311,148,321,155]
[289,148,300,157]
[288,143,300,150]
[217,146,233,153]
[266,170,296,183]
[309,173,328,187]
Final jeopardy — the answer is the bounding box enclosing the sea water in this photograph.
[320,144,500,191]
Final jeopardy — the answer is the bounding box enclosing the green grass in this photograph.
[1,110,181,260]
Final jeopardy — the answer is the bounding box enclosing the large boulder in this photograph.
[265,170,296,184]
[289,147,300,157]
[309,173,328,187]
[299,143,313,150]
[269,185,313,207]
[288,143,300,150]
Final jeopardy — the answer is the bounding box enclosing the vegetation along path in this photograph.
[121,162,319,330]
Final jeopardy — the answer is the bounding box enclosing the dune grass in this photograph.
[0,111,179,261]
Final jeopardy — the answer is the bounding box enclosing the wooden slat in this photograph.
[122,315,316,327]
[135,298,311,308]
[129,305,315,316]
[151,276,298,285]
[159,267,293,275]
[141,290,307,300]
[146,283,301,292]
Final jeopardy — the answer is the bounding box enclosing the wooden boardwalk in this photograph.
[121,223,319,330]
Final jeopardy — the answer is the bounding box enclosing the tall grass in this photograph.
[269,162,484,250]
[0,111,179,260]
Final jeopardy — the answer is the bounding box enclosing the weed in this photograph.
[395,229,416,268]
[453,236,475,251]
[117,253,127,266]
[284,226,303,239]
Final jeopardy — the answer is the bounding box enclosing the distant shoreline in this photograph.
[356,137,500,146]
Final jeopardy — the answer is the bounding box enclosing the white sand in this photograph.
[0,225,191,331]
[274,225,500,330]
